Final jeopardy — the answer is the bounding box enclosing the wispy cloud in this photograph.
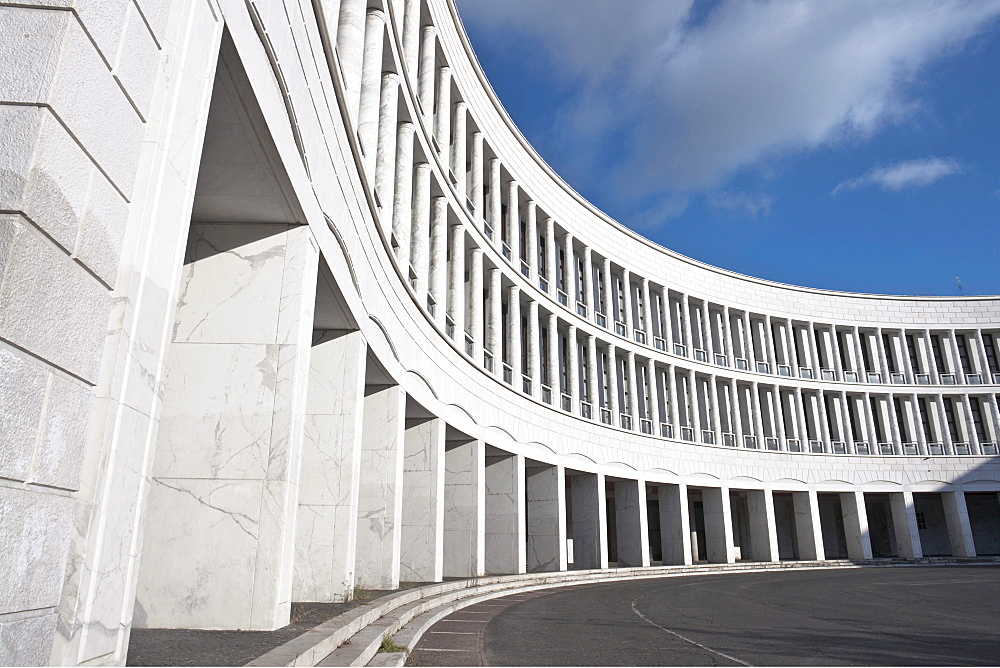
[459,0,1000,225]
[833,157,963,194]
[706,191,774,220]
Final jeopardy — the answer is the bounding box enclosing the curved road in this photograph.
[407,566,999,666]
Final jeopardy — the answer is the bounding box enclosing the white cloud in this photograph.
[833,157,964,194]
[458,0,1000,202]
[707,191,775,220]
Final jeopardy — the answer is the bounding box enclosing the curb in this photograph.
[248,557,999,667]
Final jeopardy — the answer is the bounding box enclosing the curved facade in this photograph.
[0,0,998,664]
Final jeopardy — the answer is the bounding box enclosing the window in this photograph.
[916,512,927,530]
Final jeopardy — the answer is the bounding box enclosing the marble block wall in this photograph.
[570,473,608,569]
[890,492,922,559]
[294,330,367,602]
[135,222,318,630]
[525,463,566,572]
[484,452,526,575]
[658,484,691,566]
[702,487,736,564]
[443,438,484,578]
[942,490,976,557]
[614,479,649,567]
[400,416,445,582]
[355,384,405,589]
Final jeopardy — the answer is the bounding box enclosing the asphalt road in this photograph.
[407,566,1000,666]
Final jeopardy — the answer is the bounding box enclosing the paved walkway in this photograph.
[407,566,1000,666]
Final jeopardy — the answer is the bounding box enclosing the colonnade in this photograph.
[332,0,1000,461]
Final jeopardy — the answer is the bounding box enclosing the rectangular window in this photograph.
[916,512,927,530]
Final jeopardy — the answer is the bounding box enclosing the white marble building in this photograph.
[0,0,998,665]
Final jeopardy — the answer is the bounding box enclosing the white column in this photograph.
[434,66,451,154]
[357,8,386,172]
[400,416,445,582]
[942,489,977,557]
[545,218,557,294]
[750,382,765,447]
[568,325,580,409]
[682,297,694,353]
[410,162,431,294]
[709,376,723,443]
[583,247,595,316]
[447,223,465,338]
[889,491,922,559]
[701,301,714,360]
[601,257,613,319]
[562,231,574,301]
[626,351,639,423]
[722,308,734,365]
[547,313,560,395]
[443,438,485,577]
[507,180,520,265]
[839,490,873,560]
[641,279,653,340]
[428,197,448,324]
[337,0,367,126]
[647,359,661,427]
[608,344,620,419]
[730,379,745,446]
[615,479,650,567]
[688,370,702,437]
[470,132,484,219]
[401,0,420,76]
[469,248,484,358]
[390,122,415,261]
[667,366,681,433]
[487,159,501,235]
[506,286,521,381]
[527,301,541,396]
[451,101,467,197]
[662,288,674,351]
[570,473,608,569]
[488,268,502,370]
[621,269,634,333]
[355,385,406,589]
[294,330,367,603]
[659,483,692,565]
[792,490,825,561]
[525,463,567,572]
[525,201,538,280]
[747,490,779,562]
[373,73,400,223]
[485,452,526,574]
[702,486,736,563]
[586,335,599,411]
[417,25,436,120]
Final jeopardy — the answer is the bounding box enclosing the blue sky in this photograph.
[457,0,1000,296]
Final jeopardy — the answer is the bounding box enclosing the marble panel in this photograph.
[400,417,444,583]
[702,486,735,564]
[839,490,872,560]
[525,464,563,572]
[485,452,525,575]
[746,490,778,562]
[0,487,74,614]
[173,223,289,345]
[153,342,278,480]
[443,439,484,578]
[354,384,405,589]
[570,473,607,569]
[134,478,262,629]
[889,491,922,559]
[792,490,824,560]
[658,483,691,566]
[942,491,976,557]
[0,346,47,482]
[294,331,365,602]
[614,479,648,567]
